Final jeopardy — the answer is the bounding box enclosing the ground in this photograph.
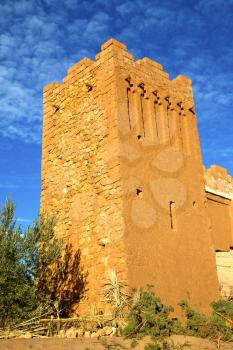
[0,335,233,350]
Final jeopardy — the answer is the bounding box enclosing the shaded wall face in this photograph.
[114,62,219,312]
[206,193,232,251]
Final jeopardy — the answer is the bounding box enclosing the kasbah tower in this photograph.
[41,39,233,315]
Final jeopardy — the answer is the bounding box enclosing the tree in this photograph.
[0,199,36,325]
[0,199,86,326]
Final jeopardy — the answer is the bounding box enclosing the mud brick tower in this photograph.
[41,39,220,314]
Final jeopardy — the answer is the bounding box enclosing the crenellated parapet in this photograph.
[43,38,193,106]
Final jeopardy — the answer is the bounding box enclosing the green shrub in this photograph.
[179,299,233,341]
[144,340,171,350]
[178,300,216,338]
[122,287,180,340]
[144,343,163,350]
[211,299,233,320]
[210,299,233,340]
[123,287,233,347]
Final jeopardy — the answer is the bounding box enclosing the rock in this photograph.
[84,330,91,338]
[59,329,66,338]
[111,326,117,336]
[77,329,84,337]
[103,326,113,336]
[91,332,99,337]
[97,326,113,337]
[23,332,32,339]
[97,328,106,337]
[66,327,78,338]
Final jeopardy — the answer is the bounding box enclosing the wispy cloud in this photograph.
[195,0,233,13]
[0,174,40,190]
[17,218,33,223]
[0,183,20,189]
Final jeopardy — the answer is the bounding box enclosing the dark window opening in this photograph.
[169,201,175,230]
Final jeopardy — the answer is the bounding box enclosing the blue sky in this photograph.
[0,0,232,226]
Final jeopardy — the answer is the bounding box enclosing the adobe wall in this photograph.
[204,165,233,250]
[41,39,220,315]
[216,250,233,298]
[111,43,219,312]
[204,165,233,297]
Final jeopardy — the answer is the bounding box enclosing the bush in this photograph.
[123,288,233,348]
[211,300,233,341]
[178,300,216,338]
[144,341,170,350]
[122,286,180,340]
[179,299,233,341]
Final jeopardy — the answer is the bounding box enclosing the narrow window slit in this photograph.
[178,109,183,150]
[138,83,146,137]
[153,91,159,138]
[153,101,159,138]
[165,97,171,145]
[126,87,132,130]
[169,201,175,230]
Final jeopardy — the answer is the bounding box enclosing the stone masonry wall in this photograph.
[42,43,129,314]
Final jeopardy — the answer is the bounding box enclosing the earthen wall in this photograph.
[204,165,233,297]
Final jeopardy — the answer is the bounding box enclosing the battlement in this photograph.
[43,38,192,98]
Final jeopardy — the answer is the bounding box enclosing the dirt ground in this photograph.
[0,335,232,350]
